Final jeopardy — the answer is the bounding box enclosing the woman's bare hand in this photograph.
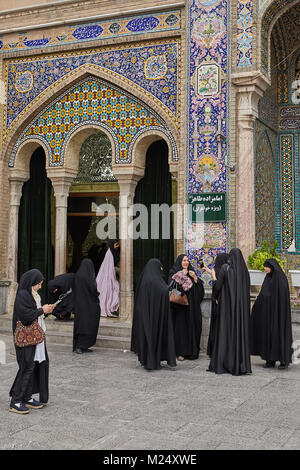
[189,270,198,283]
[203,266,217,281]
[42,304,54,315]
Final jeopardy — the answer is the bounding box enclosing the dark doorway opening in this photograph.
[133,139,174,288]
[18,147,54,302]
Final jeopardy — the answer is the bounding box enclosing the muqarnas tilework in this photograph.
[261,0,296,73]
[9,77,178,167]
[5,40,180,133]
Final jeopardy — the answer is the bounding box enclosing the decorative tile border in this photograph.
[280,107,300,130]
[237,0,254,68]
[4,40,180,134]
[0,11,181,54]
[9,76,178,167]
[279,134,295,250]
[187,0,228,284]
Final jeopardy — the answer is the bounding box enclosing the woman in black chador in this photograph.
[9,269,54,414]
[48,273,75,321]
[251,259,293,369]
[206,253,229,358]
[168,254,205,361]
[205,248,252,375]
[131,259,176,370]
[73,259,101,354]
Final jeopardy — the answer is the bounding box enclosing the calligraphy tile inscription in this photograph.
[189,192,226,222]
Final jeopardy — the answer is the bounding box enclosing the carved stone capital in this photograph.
[48,169,77,207]
[8,177,27,206]
[232,71,270,120]
[114,168,143,200]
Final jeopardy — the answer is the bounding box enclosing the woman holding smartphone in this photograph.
[9,269,55,414]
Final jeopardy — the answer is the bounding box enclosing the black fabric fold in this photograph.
[168,254,204,359]
[250,258,293,365]
[207,253,229,357]
[48,273,75,318]
[72,259,101,351]
[131,258,176,370]
[208,248,252,375]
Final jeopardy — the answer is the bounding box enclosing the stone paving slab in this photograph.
[0,326,300,451]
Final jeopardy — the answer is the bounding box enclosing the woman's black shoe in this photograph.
[263,361,276,368]
[75,348,83,354]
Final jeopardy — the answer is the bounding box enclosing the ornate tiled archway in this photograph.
[9,76,178,169]
[6,74,180,321]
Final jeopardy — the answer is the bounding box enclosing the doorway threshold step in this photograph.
[0,314,132,350]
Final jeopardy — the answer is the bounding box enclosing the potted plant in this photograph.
[248,241,283,286]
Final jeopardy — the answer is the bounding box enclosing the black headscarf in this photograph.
[48,273,75,316]
[18,269,45,294]
[72,259,101,351]
[214,253,229,278]
[88,244,101,274]
[208,248,252,375]
[131,258,176,370]
[13,269,45,331]
[168,254,195,283]
[251,258,293,365]
[109,239,120,267]
[168,254,205,359]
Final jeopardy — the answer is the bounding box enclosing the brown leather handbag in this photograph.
[14,319,45,348]
[169,281,189,306]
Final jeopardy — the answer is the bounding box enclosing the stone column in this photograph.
[47,170,76,276]
[7,176,27,282]
[232,73,270,260]
[7,174,28,314]
[114,171,143,322]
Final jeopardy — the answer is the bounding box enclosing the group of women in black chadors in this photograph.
[131,248,293,376]
[130,254,205,371]
[9,246,293,414]
[205,250,293,373]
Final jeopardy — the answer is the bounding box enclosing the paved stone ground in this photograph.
[0,326,300,451]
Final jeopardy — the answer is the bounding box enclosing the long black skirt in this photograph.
[10,343,49,404]
[172,304,200,359]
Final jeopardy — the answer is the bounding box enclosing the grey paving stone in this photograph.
[0,335,299,450]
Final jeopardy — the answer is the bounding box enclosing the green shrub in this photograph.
[248,241,284,271]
